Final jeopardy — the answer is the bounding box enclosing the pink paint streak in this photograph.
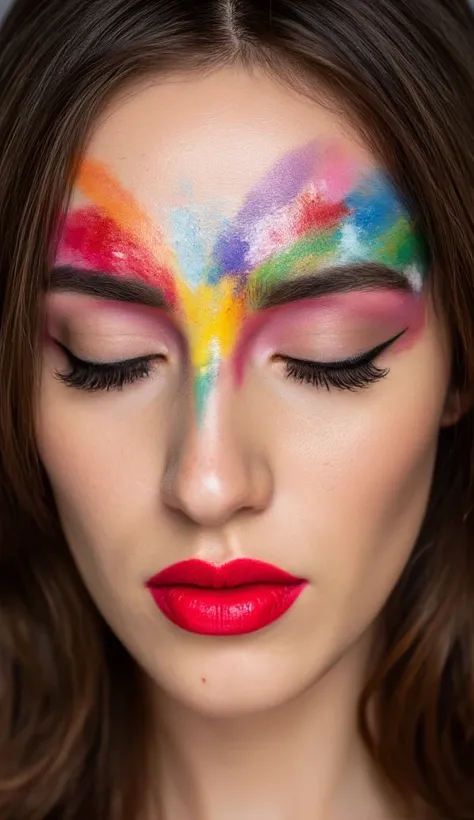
[315,144,361,202]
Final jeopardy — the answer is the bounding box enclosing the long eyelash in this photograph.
[284,358,387,391]
[54,344,157,392]
[283,330,406,392]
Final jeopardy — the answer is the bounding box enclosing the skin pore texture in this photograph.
[36,67,458,820]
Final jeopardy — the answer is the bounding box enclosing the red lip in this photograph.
[145,558,307,636]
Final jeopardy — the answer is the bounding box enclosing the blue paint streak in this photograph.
[344,171,405,243]
[211,229,250,281]
[170,206,208,289]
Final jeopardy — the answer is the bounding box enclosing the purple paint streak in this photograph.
[211,142,318,280]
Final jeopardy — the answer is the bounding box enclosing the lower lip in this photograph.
[147,583,306,636]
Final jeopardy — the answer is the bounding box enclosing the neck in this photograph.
[145,626,413,820]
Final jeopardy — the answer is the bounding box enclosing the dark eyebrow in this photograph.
[50,266,169,309]
[252,262,412,310]
[49,262,413,311]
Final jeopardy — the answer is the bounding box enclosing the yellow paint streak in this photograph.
[179,278,245,370]
[76,161,247,373]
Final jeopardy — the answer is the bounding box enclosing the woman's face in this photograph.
[36,67,455,715]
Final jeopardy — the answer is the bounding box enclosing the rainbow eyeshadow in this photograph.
[55,140,428,420]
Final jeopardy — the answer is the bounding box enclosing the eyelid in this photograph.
[276,328,407,369]
[55,339,162,366]
[54,326,406,371]
[45,295,183,355]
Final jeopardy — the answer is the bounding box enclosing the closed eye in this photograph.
[54,341,164,391]
[278,329,406,391]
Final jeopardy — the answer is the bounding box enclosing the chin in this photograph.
[159,676,301,719]
[142,639,319,718]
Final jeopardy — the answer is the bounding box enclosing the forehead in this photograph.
[70,66,377,219]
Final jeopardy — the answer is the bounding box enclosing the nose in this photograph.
[161,378,273,528]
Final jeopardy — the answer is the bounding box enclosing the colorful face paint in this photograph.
[55,141,428,420]
[232,289,425,387]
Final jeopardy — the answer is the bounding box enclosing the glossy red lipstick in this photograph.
[145,559,307,636]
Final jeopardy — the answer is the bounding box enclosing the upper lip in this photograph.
[146,558,305,588]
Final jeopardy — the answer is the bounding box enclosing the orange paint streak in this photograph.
[77,159,177,275]
[78,160,154,239]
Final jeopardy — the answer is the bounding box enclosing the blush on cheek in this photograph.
[231,290,426,385]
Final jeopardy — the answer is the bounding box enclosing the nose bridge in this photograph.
[161,373,271,526]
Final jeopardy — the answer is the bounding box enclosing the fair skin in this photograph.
[36,66,460,819]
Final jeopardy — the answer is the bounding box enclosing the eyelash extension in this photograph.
[282,330,406,392]
[55,329,406,394]
[54,342,160,392]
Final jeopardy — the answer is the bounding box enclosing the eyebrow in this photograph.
[49,262,413,312]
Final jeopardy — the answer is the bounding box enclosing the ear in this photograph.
[440,383,472,428]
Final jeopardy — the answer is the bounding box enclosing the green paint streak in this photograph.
[374,217,427,270]
[194,366,218,425]
[246,218,429,306]
[249,229,340,291]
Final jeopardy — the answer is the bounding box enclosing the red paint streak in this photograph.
[232,290,426,386]
[56,208,178,306]
[295,193,350,236]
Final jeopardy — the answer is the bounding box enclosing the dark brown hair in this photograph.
[1,1,474,818]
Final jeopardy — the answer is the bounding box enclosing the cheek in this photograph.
[35,357,168,548]
[35,380,170,625]
[258,323,449,586]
